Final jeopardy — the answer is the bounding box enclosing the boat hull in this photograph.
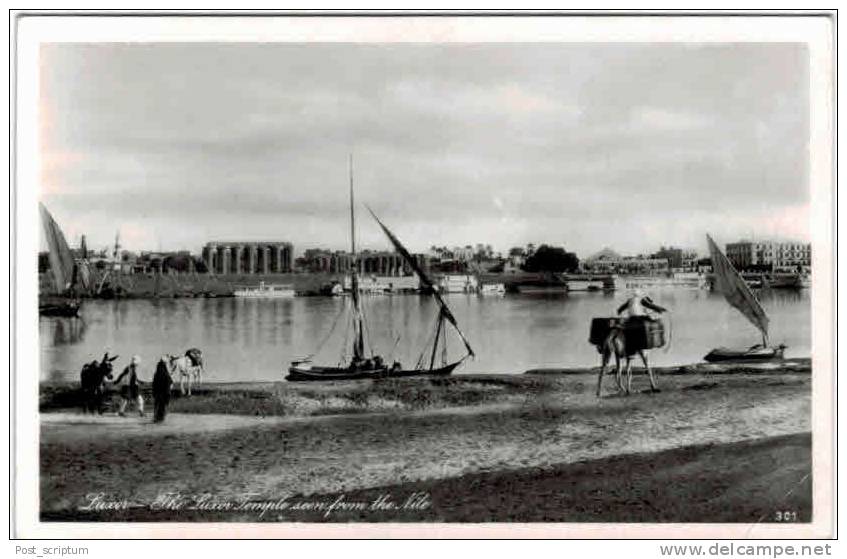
[286,361,460,382]
[39,300,80,317]
[703,346,785,363]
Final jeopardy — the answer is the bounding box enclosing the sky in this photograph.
[39,42,810,258]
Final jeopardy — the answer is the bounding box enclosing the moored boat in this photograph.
[704,234,785,362]
[479,283,506,296]
[233,281,295,298]
[704,344,786,363]
[38,297,80,317]
[39,203,83,317]
[286,158,475,382]
[762,273,803,289]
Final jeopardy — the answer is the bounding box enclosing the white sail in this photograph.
[707,234,769,343]
[39,203,76,294]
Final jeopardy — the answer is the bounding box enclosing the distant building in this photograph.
[681,249,698,271]
[652,246,699,272]
[653,246,683,269]
[452,246,475,262]
[203,241,293,274]
[505,247,527,273]
[302,249,429,276]
[725,240,811,272]
[581,247,669,275]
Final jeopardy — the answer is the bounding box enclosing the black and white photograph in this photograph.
[11,12,835,539]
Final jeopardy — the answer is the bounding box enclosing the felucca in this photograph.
[703,233,786,362]
[286,159,475,381]
[39,203,84,317]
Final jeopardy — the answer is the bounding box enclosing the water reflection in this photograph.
[40,289,812,382]
[42,316,87,346]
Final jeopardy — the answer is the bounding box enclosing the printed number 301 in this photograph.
[775,511,798,522]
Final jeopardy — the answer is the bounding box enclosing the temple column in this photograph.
[275,246,285,273]
[204,244,216,274]
[262,246,270,274]
[248,245,257,274]
[219,246,230,275]
[233,246,243,274]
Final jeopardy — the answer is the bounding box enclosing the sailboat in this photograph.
[39,203,82,317]
[703,233,786,362]
[286,160,475,382]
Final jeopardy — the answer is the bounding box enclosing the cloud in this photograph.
[631,107,710,131]
[38,43,810,256]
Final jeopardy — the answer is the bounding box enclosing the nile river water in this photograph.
[40,287,811,383]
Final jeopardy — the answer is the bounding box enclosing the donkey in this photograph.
[79,353,119,413]
[595,327,658,397]
[168,348,204,396]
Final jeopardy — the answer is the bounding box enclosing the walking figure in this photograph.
[113,355,145,417]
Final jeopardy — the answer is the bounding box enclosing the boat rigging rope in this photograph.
[339,310,351,365]
[442,329,448,366]
[301,299,347,362]
[415,312,441,369]
[360,301,376,357]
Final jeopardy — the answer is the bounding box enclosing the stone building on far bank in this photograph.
[202,242,293,275]
[725,240,811,272]
[302,248,430,276]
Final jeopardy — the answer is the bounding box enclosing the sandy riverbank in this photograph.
[40,361,811,522]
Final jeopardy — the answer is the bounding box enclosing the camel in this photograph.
[595,326,659,397]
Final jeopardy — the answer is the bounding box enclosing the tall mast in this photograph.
[349,154,364,361]
[349,154,356,257]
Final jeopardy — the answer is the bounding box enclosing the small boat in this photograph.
[566,279,605,292]
[479,283,506,296]
[39,203,82,317]
[287,157,474,382]
[38,297,80,317]
[704,344,786,363]
[517,285,569,295]
[439,274,479,293]
[704,234,785,362]
[234,281,295,298]
[763,273,803,289]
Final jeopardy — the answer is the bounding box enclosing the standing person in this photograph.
[617,288,668,322]
[152,357,173,423]
[113,355,144,417]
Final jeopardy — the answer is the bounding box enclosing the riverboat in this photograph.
[233,282,295,298]
[479,283,506,296]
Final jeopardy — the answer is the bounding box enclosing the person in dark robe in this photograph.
[152,357,173,423]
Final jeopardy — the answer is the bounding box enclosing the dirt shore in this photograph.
[40,364,811,522]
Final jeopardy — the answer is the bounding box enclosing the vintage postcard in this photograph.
[11,12,835,539]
